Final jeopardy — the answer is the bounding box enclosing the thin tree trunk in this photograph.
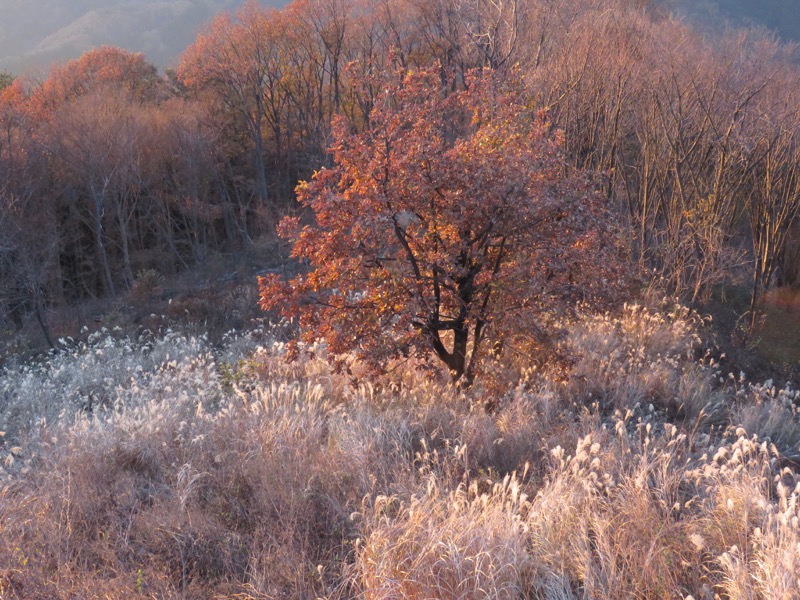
[91,189,116,297]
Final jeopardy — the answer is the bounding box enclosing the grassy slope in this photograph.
[0,304,799,598]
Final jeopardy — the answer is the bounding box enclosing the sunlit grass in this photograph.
[0,306,798,598]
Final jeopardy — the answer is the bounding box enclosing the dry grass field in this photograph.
[0,304,798,599]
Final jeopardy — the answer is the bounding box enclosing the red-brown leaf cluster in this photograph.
[260,67,623,382]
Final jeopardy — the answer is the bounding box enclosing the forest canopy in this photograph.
[0,0,799,371]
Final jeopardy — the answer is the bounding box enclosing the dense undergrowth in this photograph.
[0,304,799,599]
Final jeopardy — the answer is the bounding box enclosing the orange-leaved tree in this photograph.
[260,67,621,384]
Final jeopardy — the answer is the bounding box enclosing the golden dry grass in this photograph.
[0,307,798,598]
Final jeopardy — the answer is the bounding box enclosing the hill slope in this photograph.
[0,0,284,75]
[1,0,797,76]
[670,0,800,42]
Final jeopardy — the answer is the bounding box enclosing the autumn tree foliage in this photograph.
[260,68,621,383]
[178,2,279,207]
[0,46,225,309]
[5,0,800,350]
[31,46,165,114]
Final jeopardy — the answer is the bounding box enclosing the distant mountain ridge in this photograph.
[1,0,797,76]
[667,0,800,42]
[0,0,284,75]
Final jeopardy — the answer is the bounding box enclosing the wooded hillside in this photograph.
[2,0,799,78]
[2,2,800,597]
[1,0,799,372]
[0,0,800,350]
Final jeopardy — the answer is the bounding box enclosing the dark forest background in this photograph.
[1,0,799,377]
